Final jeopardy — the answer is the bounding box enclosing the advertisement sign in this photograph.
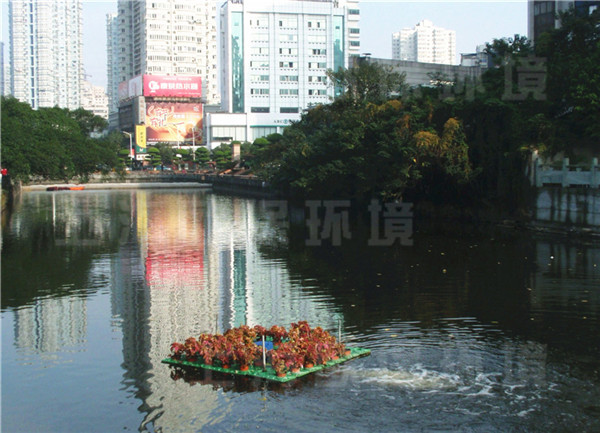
[146,102,203,144]
[143,75,202,98]
[135,124,147,152]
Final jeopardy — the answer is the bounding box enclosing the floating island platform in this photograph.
[162,347,371,383]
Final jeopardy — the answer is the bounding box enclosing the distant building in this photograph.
[356,57,483,89]
[80,80,109,120]
[460,45,492,70]
[528,0,600,44]
[208,0,360,149]
[0,42,4,96]
[392,20,456,65]
[112,0,219,105]
[108,0,220,150]
[106,13,120,130]
[8,0,83,109]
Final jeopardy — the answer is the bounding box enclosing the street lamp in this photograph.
[122,131,133,169]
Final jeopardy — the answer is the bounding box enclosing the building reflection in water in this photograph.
[5,191,599,431]
[135,192,340,429]
[14,297,87,358]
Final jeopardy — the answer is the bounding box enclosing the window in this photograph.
[280,75,299,82]
[279,61,295,68]
[279,48,298,55]
[251,47,269,55]
[280,34,298,42]
[250,88,270,95]
[350,28,360,34]
[251,107,270,113]
[252,127,277,140]
[350,41,360,47]
[253,32,269,42]
[308,35,327,43]
[279,18,297,28]
[348,9,360,15]
[280,107,299,113]
[280,89,299,95]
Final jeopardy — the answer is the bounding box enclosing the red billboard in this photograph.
[145,102,203,144]
[143,75,202,98]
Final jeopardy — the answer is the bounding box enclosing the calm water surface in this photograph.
[2,190,599,432]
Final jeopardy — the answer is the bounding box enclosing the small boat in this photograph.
[46,186,85,191]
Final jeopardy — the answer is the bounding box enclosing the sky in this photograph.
[2,0,528,89]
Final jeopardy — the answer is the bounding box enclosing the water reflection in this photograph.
[1,191,599,432]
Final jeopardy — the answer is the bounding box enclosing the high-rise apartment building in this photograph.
[528,0,600,44]
[209,0,360,146]
[113,0,219,105]
[1,42,5,97]
[80,80,109,120]
[392,20,456,65]
[106,13,121,129]
[8,0,83,109]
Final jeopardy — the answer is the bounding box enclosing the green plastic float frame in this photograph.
[162,347,371,383]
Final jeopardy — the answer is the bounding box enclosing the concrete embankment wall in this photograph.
[19,172,276,197]
[205,175,276,198]
[533,187,600,228]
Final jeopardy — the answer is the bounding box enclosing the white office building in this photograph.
[208,0,360,148]
[8,0,83,109]
[113,0,219,105]
[392,20,456,65]
[80,80,109,120]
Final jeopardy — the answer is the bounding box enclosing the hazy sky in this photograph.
[2,0,528,89]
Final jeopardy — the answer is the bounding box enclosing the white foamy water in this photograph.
[347,365,461,391]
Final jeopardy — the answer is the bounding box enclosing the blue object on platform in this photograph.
[254,340,274,350]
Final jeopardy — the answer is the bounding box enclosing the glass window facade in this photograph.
[252,127,277,140]
[231,12,244,113]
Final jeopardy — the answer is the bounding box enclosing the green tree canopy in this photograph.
[536,7,600,144]
[327,60,407,106]
[1,97,118,181]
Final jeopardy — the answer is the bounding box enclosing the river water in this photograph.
[2,189,599,432]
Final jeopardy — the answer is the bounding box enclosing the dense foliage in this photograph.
[249,8,599,212]
[1,97,119,181]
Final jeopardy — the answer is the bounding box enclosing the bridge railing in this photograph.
[535,157,599,188]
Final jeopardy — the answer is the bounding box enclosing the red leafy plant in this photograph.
[268,325,288,344]
[169,322,347,375]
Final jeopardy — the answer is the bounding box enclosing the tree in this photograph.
[484,34,532,65]
[69,108,108,136]
[156,142,173,166]
[1,97,35,179]
[327,60,407,105]
[147,146,162,168]
[535,7,600,144]
[195,147,210,165]
[1,97,121,180]
[211,143,233,169]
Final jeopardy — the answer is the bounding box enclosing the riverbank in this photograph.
[22,182,212,191]
[19,171,277,197]
[11,174,600,238]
